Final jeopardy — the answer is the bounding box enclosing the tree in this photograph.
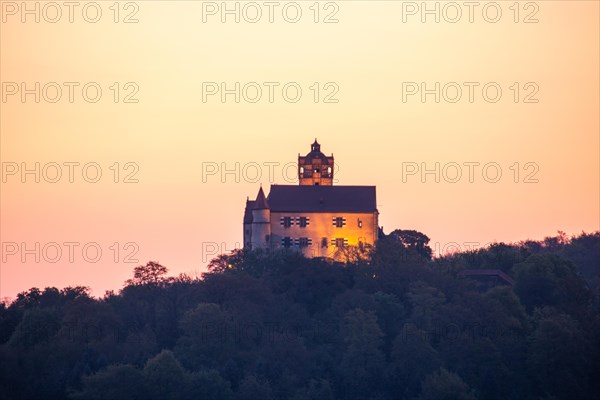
[175,303,232,369]
[338,309,385,399]
[372,291,406,352]
[125,261,168,286]
[418,368,476,400]
[0,230,598,400]
[291,379,334,400]
[142,350,186,400]
[407,281,446,335]
[236,375,274,400]
[334,243,373,266]
[69,364,145,400]
[527,308,592,399]
[391,324,441,398]
[187,369,233,400]
[8,308,60,348]
[513,254,591,317]
[387,229,433,260]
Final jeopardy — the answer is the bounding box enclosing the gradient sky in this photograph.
[1,1,599,300]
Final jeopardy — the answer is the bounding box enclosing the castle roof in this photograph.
[267,185,377,213]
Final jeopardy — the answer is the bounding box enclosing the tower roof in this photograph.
[310,139,321,153]
[253,186,270,210]
[301,139,332,165]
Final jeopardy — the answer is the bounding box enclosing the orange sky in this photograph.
[1,1,599,300]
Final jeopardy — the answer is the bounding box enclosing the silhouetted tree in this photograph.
[69,364,145,400]
[125,261,168,286]
[187,369,233,400]
[418,368,476,400]
[143,350,186,400]
[0,231,597,400]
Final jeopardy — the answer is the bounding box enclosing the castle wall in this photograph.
[269,211,378,258]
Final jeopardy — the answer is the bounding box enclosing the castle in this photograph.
[243,140,379,258]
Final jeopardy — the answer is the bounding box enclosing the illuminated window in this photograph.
[358,219,363,228]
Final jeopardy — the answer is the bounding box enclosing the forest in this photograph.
[0,230,598,400]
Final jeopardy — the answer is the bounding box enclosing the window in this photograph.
[297,237,312,248]
[334,238,348,248]
[333,217,346,228]
[281,216,293,228]
[321,237,328,248]
[265,235,270,242]
[298,217,309,227]
[281,237,293,248]
[358,219,363,228]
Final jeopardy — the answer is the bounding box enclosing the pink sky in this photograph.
[1,1,599,299]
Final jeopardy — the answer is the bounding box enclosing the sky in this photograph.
[1,0,599,300]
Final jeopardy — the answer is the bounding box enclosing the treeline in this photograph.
[0,230,598,400]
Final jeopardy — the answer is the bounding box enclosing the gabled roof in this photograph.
[267,185,377,213]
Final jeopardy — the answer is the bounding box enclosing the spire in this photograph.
[253,186,269,209]
[311,139,321,152]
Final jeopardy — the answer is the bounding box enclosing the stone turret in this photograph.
[250,186,271,250]
[298,139,334,186]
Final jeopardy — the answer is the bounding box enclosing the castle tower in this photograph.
[243,197,254,249]
[298,139,334,186]
[250,186,271,250]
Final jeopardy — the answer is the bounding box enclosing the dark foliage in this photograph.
[0,231,598,400]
